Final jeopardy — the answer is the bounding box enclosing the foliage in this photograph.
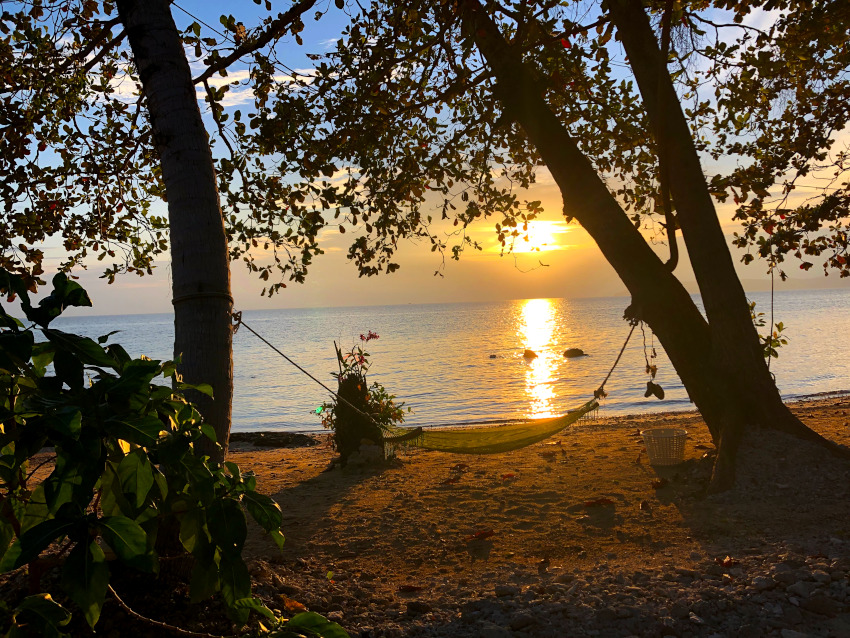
[3,0,847,295]
[749,301,790,360]
[248,0,849,280]
[0,270,346,637]
[0,0,325,295]
[317,332,407,434]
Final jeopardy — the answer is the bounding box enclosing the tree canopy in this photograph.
[2,0,847,292]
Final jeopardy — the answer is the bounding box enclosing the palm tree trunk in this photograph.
[117,0,233,460]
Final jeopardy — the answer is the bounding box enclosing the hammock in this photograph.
[382,399,598,455]
[231,313,633,457]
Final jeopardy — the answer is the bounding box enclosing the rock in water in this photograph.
[523,349,538,359]
[564,348,587,358]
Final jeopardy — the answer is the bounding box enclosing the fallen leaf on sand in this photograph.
[280,596,307,613]
[397,585,425,593]
[715,555,738,567]
[651,478,669,489]
[466,529,495,542]
[583,497,614,508]
[501,473,516,480]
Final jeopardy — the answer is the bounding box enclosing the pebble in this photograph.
[494,584,520,597]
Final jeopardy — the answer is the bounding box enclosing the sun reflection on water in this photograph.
[519,299,557,419]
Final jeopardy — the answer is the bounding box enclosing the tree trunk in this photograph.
[117,0,233,461]
[460,0,846,490]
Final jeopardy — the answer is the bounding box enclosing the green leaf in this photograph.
[1,518,76,571]
[268,529,285,551]
[44,330,114,367]
[61,541,109,628]
[117,450,155,509]
[219,554,251,622]
[207,498,247,557]
[0,331,34,365]
[99,462,134,518]
[9,594,72,638]
[99,516,155,572]
[177,382,214,398]
[241,491,282,533]
[189,554,218,603]
[200,423,217,442]
[0,518,14,564]
[96,330,121,344]
[232,597,275,620]
[47,407,82,440]
[107,414,164,447]
[178,507,208,554]
[284,612,351,638]
[53,349,84,390]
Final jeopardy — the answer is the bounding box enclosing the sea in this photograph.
[51,289,850,433]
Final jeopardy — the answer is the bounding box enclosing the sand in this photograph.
[228,396,850,637]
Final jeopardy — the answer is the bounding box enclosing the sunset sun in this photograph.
[510,220,568,253]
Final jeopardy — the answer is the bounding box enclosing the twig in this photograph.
[107,585,233,638]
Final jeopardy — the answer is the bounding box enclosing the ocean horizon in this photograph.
[50,288,850,433]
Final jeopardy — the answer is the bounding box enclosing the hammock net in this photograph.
[383,399,598,455]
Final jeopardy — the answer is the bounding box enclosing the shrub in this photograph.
[317,333,407,464]
[0,270,347,637]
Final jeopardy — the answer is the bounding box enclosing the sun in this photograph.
[510,220,567,253]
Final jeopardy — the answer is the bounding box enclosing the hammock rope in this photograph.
[231,311,636,455]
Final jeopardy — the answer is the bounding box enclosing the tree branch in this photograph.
[192,0,319,85]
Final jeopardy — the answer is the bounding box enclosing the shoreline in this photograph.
[229,392,850,447]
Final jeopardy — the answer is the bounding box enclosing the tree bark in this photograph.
[605,0,846,477]
[117,0,233,461]
[460,0,847,490]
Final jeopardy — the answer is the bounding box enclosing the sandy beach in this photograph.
[223,396,850,637]
[6,397,849,637]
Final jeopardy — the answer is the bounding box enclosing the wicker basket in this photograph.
[641,428,687,465]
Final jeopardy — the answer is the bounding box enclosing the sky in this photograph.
[35,1,850,315]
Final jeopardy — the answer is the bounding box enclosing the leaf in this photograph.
[47,407,82,440]
[583,497,614,508]
[60,541,109,627]
[284,612,351,638]
[177,382,214,398]
[281,595,308,613]
[465,529,495,542]
[99,516,155,572]
[106,414,164,447]
[117,450,155,508]
[208,498,247,557]
[232,597,275,620]
[43,330,114,367]
[241,491,282,532]
[268,529,285,551]
[96,330,121,344]
[1,518,76,571]
[189,553,218,603]
[179,507,209,555]
[219,554,251,621]
[9,594,71,638]
[99,463,134,518]
[0,518,14,564]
